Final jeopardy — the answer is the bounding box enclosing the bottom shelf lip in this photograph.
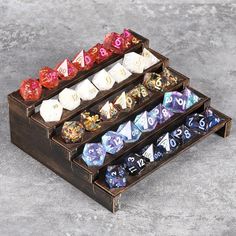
[94,107,231,197]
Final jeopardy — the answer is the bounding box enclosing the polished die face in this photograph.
[134,111,157,132]
[149,104,174,124]
[163,91,187,113]
[105,165,127,189]
[123,153,146,175]
[101,131,124,154]
[140,143,165,162]
[117,121,142,143]
[171,125,195,144]
[82,143,106,166]
[156,132,179,153]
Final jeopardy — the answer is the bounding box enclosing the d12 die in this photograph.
[117,121,142,143]
[140,143,165,162]
[39,67,59,89]
[105,165,127,189]
[182,88,200,109]
[82,143,106,166]
[149,104,174,124]
[156,132,179,153]
[171,125,195,144]
[134,111,157,132]
[163,91,187,113]
[101,131,124,154]
[186,113,208,133]
[123,153,146,175]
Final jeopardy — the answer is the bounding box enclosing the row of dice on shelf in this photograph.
[61,87,198,144]
[105,108,222,189]
[78,88,201,166]
[19,29,149,101]
[39,47,160,122]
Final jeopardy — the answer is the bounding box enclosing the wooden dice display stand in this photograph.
[8,30,232,213]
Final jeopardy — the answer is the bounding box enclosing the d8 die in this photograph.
[171,125,195,144]
[186,113,208,133]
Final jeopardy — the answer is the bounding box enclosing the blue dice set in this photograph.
[104,108,221,189]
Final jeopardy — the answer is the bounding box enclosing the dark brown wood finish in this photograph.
[95,107,232,197]
[7,30,232,212]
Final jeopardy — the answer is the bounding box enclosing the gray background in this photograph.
[0,0,236,235]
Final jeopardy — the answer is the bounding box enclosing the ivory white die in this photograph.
[92,69,115,91]
[58,88,81,111]
[108,63,132,83]
[142,48,159,69]
[122,52,145,73]
[75,79,99,101]
[40,99,63,122]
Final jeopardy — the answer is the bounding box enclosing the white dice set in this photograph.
[40,48,159,122]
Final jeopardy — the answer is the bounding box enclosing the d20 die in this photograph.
[122,52,145,73]
[171,125,195,144]
[92,69,115,91]
[75,79,99,101]
[204,108,221,128]
[80,111,101,132]
[149,104,174,124]
[39,67,59,89]
[142,48,159,70]
[105,165,127,189]
[108,63,132,83]
[186,113,208,133]
[19,78,42,101]
[163,91,187,113]
[82,143,106,166]
[134,111,157,132]
[99,101,118,121]
[55,58,78,80]
[182,88,200,109]
[72,50,95,71]
[114,91,136,110]
[40,99,63,122]
[102,131,124,154]
[61,121,85,144]
[103,32,125,54]
[123,153,146,175]
[117,121,142,143]
[156,132,179,153]
[58,88,80,111]
[140,143,165,162]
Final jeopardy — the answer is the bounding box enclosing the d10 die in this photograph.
[122,52,145,73]
[149,104,174,124]
[39,67,59,89]
[182,88,200,109]
[140,143,165,162]
[58,88,81,111]
[156,132,179,153]
[19,78,42,101]
[75,79,99,101]
[92,69,115,91]
[102,131,124,154]
[55,58,78,80]
[72,50,95,71]
[186,113,208,133]
[117,121,142,143]
[40,99,63,122]
[105,165,127,189]
[134,111,157,132]
[142,48,159,70]
[171,125,195,144]
[123,153,146,175]
[82,143,106,166]
[163,91,187,113]
[108,63,132,83]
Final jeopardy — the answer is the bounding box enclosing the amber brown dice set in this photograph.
[8,29,232,212]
